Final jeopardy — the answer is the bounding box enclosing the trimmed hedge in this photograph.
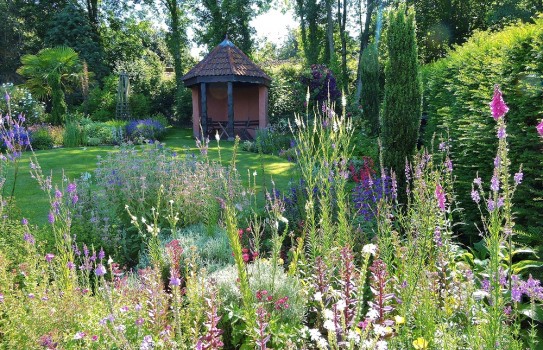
[422,17,543,242]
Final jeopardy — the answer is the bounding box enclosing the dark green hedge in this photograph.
[423,17,543,242]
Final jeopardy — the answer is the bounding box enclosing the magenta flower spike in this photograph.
[537,119,543,136]
[489,85,509,121]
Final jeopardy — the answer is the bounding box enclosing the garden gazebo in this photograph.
[182,37,271,140]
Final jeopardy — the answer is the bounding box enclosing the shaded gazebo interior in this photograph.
[182,38,271,140]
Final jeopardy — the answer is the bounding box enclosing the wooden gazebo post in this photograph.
[200,83,208,137]
[227,81,234,140]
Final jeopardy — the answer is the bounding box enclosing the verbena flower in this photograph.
[489,85,509,120]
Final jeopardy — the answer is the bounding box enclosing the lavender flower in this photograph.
[489,85,509,120]
[45,253,55,262]
[169,275,181,286]
[98,248,105,260]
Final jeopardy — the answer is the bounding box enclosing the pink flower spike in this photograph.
[489,85,509,121]
[537,119,543,136]
[435,184,446,212]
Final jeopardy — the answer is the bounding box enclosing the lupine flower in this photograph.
[489,85,509,120]
[536,119,543,136]
[45,253,55,262]
[514,171,523,185]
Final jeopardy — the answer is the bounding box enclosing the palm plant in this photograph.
[17,46,83,125]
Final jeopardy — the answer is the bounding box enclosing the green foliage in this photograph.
[17,46,83,125]
[360,43,381,135]
[422,18,543,239]
[0,83,46,122]
[45,4,108,81]
[29,126,54,150]
[265,61,305,122]
[129,92,152,118]
[63,121,83,148]
[381,5,422,188]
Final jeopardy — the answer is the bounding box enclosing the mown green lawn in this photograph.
[4,128,298,225]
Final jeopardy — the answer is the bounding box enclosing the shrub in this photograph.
[129,92,152,118]
[254,121,293,156]
[126,118,166,142]
[300,64,341,106]
[28,125,54,150]
[381,4,422,190]
[265,61,305,123]
[0,83,46,122]
[422,17,543,239]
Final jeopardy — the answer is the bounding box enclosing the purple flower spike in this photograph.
[471,189,480,203]
[490,174,500,192]
[67,183,76,194]
[489,85,509,120]
[23,233,35,244]
[21,218,28,225]
[514,172,523,185]
[45,253,55,262]
[435,184,446,211]
[98,248,105,260]
[4,92,10,102]
[95,264,106,276]
[48,212,55,224]
[497,126,506,139]
[169,276,181,286]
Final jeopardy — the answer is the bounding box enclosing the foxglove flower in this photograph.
[489,85,509,120]
[537,119,543,136]
[435,184,446,211]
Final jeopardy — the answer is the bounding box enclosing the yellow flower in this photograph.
[413,337,429,349]
[394,315,405,325]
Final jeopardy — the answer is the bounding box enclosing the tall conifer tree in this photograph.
[381,4,421,187]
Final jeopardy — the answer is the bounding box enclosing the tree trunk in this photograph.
[165,0,185,119]
[325,0,335,65]
[354,0,376,104]
[337,0,348,92]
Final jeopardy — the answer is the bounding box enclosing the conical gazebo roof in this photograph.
[182,38,271,87]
